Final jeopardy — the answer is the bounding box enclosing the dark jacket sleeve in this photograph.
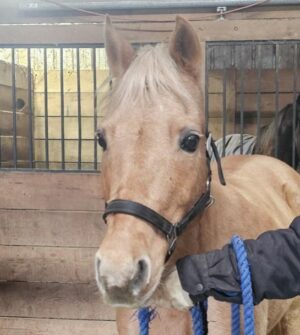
[176,216,300,305]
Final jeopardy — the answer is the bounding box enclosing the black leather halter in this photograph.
[103,133,225,261]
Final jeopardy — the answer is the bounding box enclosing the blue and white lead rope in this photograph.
[138,235,255,335]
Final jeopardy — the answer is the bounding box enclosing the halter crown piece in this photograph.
[103,132,226,260]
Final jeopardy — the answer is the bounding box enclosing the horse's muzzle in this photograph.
[95,253,151,306]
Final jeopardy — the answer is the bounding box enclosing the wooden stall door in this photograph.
[0,171,117,335]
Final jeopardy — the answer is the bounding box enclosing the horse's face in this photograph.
[95,17,207,307]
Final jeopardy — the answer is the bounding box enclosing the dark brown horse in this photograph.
[213,94,300,171]
[255,94,300,169]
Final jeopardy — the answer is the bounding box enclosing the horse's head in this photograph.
[95,16,207,307]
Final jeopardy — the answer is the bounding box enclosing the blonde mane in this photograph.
[105,44,195,114]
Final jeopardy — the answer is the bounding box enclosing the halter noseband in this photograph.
[102,133,225,261]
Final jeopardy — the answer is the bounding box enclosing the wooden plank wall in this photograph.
[0,15,299,45]
[0,172,117,335]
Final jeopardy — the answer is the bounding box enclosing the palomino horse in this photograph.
[95,16,300,334]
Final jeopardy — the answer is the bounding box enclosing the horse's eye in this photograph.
[97,132,107,151]
[180,134,200,153]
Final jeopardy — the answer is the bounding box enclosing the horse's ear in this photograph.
[104,15,136,78]
[169,16,202,79]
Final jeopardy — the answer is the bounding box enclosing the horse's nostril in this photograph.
[138,259,146,272]
[131,258,149,295]
[136,259,146,281]
[95,256,101,282]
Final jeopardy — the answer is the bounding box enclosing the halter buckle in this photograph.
[167,226,178,256]
[206,195,215,208]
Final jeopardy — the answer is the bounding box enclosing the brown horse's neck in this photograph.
[170,178,246,263]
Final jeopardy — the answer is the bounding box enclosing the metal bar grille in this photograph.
[292,44,298,169]
[27,48,34,169]
[222,48,227,158]
[238,45,245,155]
[60,47,66,170]
[255,44,262,149]
[204,44,209,132]
[274,43,280,158]
[206,40,300,171]
[11,48,17,168]
[43,48,50,169]
[0,41,299,172]
[0,44,105,172]
[92,47,98,171]
[76,47,82,171]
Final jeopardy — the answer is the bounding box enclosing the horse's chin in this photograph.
[103,296,142,309]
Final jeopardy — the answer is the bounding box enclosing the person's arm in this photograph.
[176,216,300,305]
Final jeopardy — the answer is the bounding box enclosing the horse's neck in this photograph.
[173,183,228,258]
[174,176,274,258]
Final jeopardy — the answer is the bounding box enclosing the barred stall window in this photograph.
[206,41,300,170]
[0,46,108,171]
[0,41,299,171]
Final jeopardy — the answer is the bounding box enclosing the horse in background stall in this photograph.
[212,94,300,171]
[95,16,300,334]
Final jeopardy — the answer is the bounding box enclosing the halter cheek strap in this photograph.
[206,131,226,186]
[103,132,225,261]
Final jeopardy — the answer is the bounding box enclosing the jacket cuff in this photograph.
[176,244,242,303]
[176,253,209,297]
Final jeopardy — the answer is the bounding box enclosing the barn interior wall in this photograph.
[0,4,300,335]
